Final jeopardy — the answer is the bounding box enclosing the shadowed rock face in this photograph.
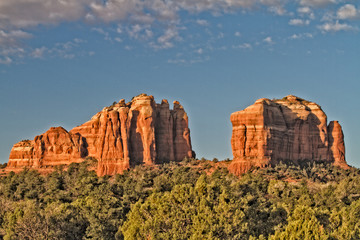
[7,94,194,176]
[229,95,348,175]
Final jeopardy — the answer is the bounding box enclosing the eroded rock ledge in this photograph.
[229,95,348,175]
[7,94,194,175]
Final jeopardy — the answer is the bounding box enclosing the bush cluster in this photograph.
[0,160,359,239]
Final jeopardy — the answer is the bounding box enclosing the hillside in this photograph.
[0,159,359,239]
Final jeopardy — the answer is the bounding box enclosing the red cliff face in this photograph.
[7,94,194,175]
[7,127,86,170]
[229,95,348,175]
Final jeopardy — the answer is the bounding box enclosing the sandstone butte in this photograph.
[229,95,349,175]
[6,94,195,176]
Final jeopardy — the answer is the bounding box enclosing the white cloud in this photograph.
[114,37,123,43]
[300,0,337,7]
[337,4,360,20]
[0,47,24,56]
[289,18,310,26]
[0,30,31,47]
[321,12,335,22]
[130,13,155,24]
[318,21,358,32]
[289,34,301,39]
[31,47,47,58]
[263,36,274,44]
[297,6,312,14]
[196,19,209,26]
[168,58,186,64]
[90,0,139,22]
[234,31,241,37]
[1,0,360,63]
[289,32,313,39]
[0,56,12,64]
[124,45,132,50]
[259,0,288,15]
[297,6,315,19]
[0,0,332,35]
[178,0,255,12]
[32,38,87,59]
[232,43,252,49]
[127,24,154,40]
[0,30,30,64]
[260,0,285,5]
[92,27,113,41]
[268,6,287,16]
[152,27,180,49]
[0,0,94,28]
[128,24,143,38]
[168,54,210,65]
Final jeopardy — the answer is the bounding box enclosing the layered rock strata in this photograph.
[229,95,348,175]
[7,94,194,175]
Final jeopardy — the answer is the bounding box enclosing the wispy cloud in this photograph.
[151,27,181,49]
[299,0,336,7]
[0,0,360,64]
[1,38,88,64]
[0,30,31,47]
[263,36,274,44]
[0,56,12,65]
[232,43,252,49]
[234,31,242,37]
[31,47,47,59]
[289,18,310,26]
[196,19,209,26]
[289,32,313,39]
[318,21,358,32]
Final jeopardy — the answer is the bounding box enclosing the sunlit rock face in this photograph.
[7,94,194,176]
[229,95,348,175]
[8,127,86,169]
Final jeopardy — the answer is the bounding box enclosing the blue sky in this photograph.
[0,0,360,166]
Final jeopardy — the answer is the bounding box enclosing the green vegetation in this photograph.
[0,159,360,239]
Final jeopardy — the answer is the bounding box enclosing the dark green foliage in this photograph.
[0,160,360,239]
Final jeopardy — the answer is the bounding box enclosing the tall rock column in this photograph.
[171,101,193,161]
[128,94,157,165]
[230,98,271,175]
[328,121,348,168]
[155,99,175,163]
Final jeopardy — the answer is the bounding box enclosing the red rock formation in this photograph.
[155,99,175,163]
[328,121,348,168]
[7,127,86,169]
[229,95,348,175]
[6,94,194,175]
[172,101,193,161]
